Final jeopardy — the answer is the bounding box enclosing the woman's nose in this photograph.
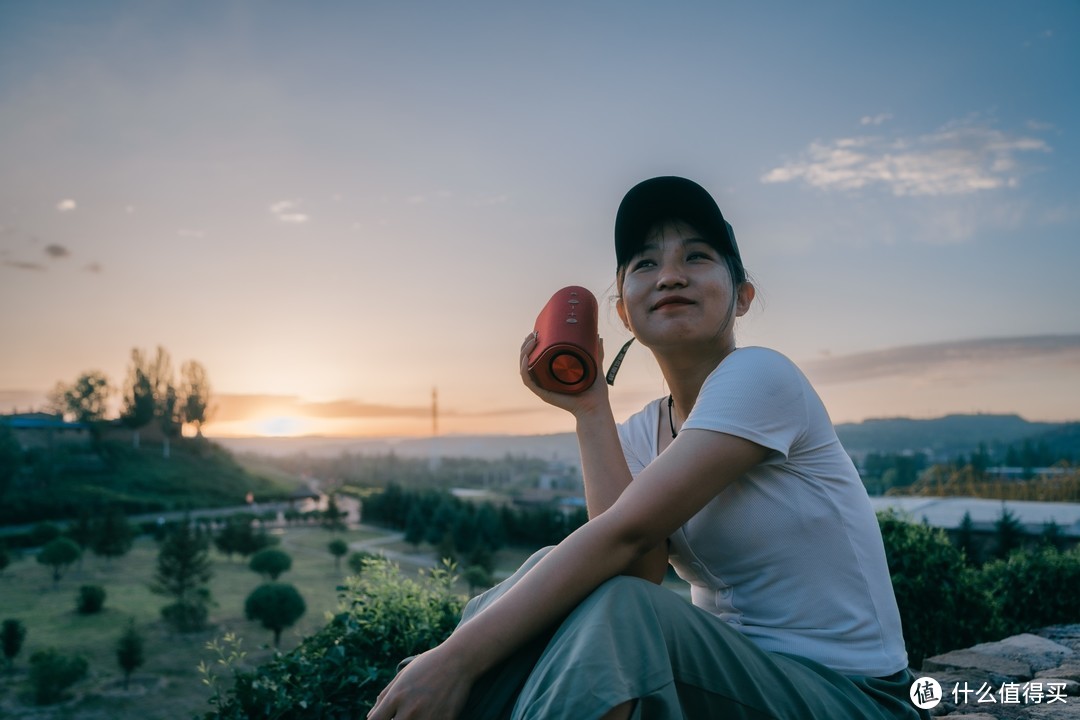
[656,262,688,289]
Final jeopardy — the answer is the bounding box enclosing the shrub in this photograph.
[347,550,380,575]
[205,558,464,718]
[244,583,306,647]
[2,618,27,670]
[161,598,210,634]
[116,621,145,690]
[37,537,81,585]
[328,539,348,570]
[248,548,292,580]
[76,585,107,614]
[28,648,88,705]
[980,545,1080,635]
[877,511,1002,668]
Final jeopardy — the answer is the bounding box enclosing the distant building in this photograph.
[0,412,91,451]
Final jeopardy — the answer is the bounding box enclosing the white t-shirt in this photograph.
[616,347,909,677]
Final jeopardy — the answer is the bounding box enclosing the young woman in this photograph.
[369,176,927,720]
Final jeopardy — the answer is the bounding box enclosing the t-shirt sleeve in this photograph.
[681,348,807,463]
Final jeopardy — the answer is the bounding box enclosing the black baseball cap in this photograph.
[614,176,745,283]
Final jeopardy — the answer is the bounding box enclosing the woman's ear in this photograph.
[615,297,631,331]
[735,282,755,317]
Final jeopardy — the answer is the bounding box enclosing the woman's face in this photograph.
[616,219,752,353]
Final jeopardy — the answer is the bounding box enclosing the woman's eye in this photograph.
[631,258,656,271]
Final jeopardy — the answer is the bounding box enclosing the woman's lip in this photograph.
[652,297,694,310]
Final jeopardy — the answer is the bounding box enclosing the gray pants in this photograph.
[438,548,929,720]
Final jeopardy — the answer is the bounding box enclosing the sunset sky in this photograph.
[2,1,1078,438]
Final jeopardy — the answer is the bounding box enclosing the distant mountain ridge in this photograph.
[214,413,1078,463]
[833,413,1072,457]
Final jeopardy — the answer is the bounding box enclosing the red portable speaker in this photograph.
[527,286,599,394]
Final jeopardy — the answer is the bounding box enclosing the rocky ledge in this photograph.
[914,625,1080,719]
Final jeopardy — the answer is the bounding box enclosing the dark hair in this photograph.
[614,176,746,285]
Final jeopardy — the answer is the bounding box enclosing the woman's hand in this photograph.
[367,645,475,720]
[519,332,611,418]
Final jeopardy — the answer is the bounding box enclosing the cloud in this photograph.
[860,113,893,126]
[44,243,70,259]
[56,199,76,212]
[2,260,46,271]
[762,120,1050,196]
[269,200,309,224]
[802,335,1080,385]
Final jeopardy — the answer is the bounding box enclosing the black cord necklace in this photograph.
[667,394,678,439]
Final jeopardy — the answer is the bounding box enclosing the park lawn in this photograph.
[0,524,396,719]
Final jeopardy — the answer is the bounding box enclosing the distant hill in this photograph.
[0,437,298,526]
[215,413,1078,464]
[834,414,1073,459]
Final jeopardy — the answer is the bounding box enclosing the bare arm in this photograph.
[368,427,768,720]
[523,334,668,583]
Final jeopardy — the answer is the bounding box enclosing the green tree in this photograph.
[28,648,88,705]
[215,516,275,560]
[180,359,213,437]
[151,519,213,632]
[116,621,145,690]
[323,494,346,532]
[0,421,22,498]
[121,348,156,449]
[249,548,293,580]
[91,507,134,564]
[954,511,980,566]
[404,504,426,547]
[2,618,26,671]
[48,371,113,435]
[76,585,107,614]
[993,506,1025,559]
[37,537,81,586]
[244,583,306,647]
[66,509,96,561]
[328,539,348,570]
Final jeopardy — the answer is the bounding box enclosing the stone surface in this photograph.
[925,625,1079,719]
[924,649,1034,681]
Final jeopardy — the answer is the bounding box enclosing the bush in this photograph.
[116,621,145,690]
[161,599,210,633]
[2,618,27,669]
[248,548,293,580]
[205,558,464,718]
[877,511,1003,668]
[980,545,1080,635]
[347,550,380,575]
[76,585,107,614]
[244,583,306,647]
[28,648,88,705]
[37,537,81,585]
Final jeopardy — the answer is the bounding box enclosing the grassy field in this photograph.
[1,524,693,719]
[0,523,407,719]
